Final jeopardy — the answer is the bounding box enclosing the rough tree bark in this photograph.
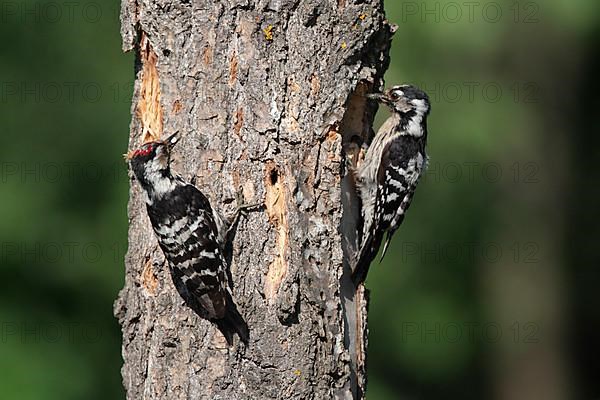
[114,0,394,398]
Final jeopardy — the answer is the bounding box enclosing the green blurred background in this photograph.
[1,0,598,399]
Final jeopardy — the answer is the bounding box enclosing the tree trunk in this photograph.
[114,1,394,398]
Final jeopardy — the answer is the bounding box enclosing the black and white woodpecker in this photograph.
[127,133,248,344]
[353,84,431,284]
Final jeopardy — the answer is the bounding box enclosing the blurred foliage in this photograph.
[0,0,598,399]
[369,1,600,399]
[0,0,130,398]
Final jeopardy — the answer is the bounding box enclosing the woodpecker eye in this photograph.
[390,90,402,100]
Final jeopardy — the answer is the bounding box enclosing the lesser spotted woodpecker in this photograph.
[353,84,431,284]
[128,133,249,344]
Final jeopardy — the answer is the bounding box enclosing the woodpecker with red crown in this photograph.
[127,133,248,344]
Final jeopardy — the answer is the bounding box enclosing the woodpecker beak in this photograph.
[367,92,396,108]
[367,92,396,107]
[371,90,413,113]
[366,93,383,100]
[164,131,180,151]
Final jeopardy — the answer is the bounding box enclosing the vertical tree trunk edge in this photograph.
[115,1,394,399]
